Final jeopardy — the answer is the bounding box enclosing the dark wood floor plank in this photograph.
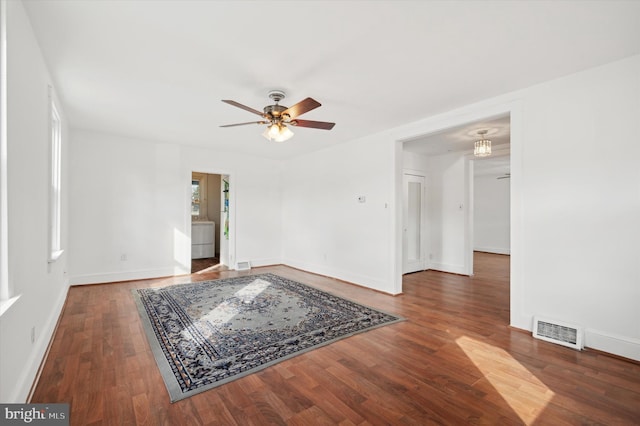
[29,253,640,425]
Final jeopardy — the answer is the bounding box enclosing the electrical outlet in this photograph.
[31,326,35,343]
[120,254,127,261]
[357,195,366,203]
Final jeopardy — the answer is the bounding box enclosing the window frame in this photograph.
[191,173,208,220]
[48,87,63,263]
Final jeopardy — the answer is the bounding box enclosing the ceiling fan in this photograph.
[220,90,335,142]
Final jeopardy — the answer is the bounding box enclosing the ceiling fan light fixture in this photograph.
[268,123,280,139]
[262,123,294,142]
[275,124,294,142]
[262,126,271,140]
[474,129,492,157]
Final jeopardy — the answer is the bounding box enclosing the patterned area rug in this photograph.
[133,273,403,402]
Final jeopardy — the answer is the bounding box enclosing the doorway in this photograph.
[401,115,510,276]
[472,153,511,263]
[190,171,229,273]
[397,106,518,324]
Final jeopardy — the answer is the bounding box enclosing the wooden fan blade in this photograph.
[220,121,267,128]
[281,97,321,119]
[290,119,335,130]
[222,100,264,117]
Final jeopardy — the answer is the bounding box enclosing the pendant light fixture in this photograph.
[474,129,492,157]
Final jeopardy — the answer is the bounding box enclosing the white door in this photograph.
[403,174,425,274]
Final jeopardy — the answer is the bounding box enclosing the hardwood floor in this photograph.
[31,253,640,425]
[191,256,226,274]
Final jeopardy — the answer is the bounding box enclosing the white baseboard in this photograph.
[11,282,69,402]
[584,329,640,361]
[239,258,281,269]
[282,258,397,295]
[69,267,181,285]
[474,247,511,255]
[513,318,640,362]
[429,262,467,275]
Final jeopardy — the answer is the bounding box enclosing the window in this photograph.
[191,172,207,220]
[191,179,201,217]
[48,87,63,262]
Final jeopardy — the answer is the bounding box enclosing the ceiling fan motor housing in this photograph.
[264,104,287,119]
[265,90,288,121]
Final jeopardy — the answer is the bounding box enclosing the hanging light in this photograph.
[474,129,492,157]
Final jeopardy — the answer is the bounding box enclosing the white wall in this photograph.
[69,131,185,282]
[402,150,470,275]
[516,55,640,359]
[68,130,283,284]
[402,151,429,173]
[474,173,510,254]
[284,54,640,360]
[0,0,70,402]
[282,133,396,293]
[426,153,469,274]
[390,54,640,360]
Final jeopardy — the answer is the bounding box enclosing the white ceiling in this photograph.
[403,114,511,177]
[22,1,640,160]
[402,115,510,157]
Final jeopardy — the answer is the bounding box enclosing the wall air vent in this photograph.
[533,316,583,350]
[236,261,251,271]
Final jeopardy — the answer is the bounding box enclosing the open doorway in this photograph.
[190,171,229,274]
[401,114,511,277]
[473,154,511,257]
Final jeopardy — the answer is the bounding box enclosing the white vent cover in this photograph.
[533,317,583,350]
[236,261,251,271]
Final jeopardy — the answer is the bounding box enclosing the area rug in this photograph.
[132,273,403,402]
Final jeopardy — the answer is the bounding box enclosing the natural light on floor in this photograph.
[195,263,224,274]
[202,278,270,325]
[455,335,555,425]
[183,278,271,340]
